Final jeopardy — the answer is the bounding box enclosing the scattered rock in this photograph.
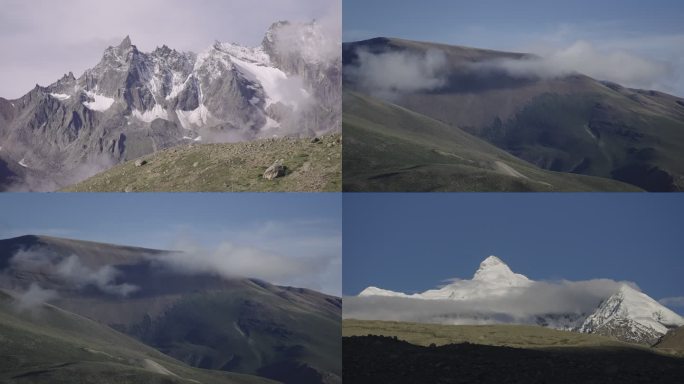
[311,137,320,143]
[192,162,199,168]
[263,159,286,180]
[135,159,147,167]
[124,185,134,193]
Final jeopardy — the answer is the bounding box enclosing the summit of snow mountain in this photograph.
[579,284,684,344]
[472,255,530,285]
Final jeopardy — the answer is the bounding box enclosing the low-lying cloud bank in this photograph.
[345,48,448,99]
[344,279,635,326]
[346,39,676,98]
[9,248,138,297]
[157,240,336,291]
[3,224,341,297]
[478,40,672,91]
[13,283,58,311]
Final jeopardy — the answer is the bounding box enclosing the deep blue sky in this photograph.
[0,193,340,249]
[343,193,684,311]
[344,0,684,96]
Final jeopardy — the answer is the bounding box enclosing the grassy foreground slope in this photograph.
[343,319,637,349]
[0,291,275,384]
[656,326,684,356]
[343,91,641,191]
[63,134,341,192]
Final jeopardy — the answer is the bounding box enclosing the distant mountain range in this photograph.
[343,37,684,191]
[0,235,341,384]
[353,256,684,345]
[0,21,341,191]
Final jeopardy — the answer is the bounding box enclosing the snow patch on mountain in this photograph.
[176,105,211,130]
[82,91,115,111]
[359,286,410,298]
[231,56,309,109]
[133,104,168,122]
[49,93,71,101]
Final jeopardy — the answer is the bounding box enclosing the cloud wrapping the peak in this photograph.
[479,40,673,91]
[344,278,634,326]
[346,48,448,99]
[54,255,139,297]
[8,248,138,297]
[157,240,333,290]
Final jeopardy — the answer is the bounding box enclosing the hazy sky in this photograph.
[0,0,340,99]
[343,193,684,314]
[0,193,342,295]
[344,0,684,96]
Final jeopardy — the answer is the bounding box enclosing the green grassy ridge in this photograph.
[344,37,684,191]
[0,235,341,383]
[489,92,684,191]
[63,134,341,192]
[0,291,277,384]
[343,91,642,191]
[342,319,658,352]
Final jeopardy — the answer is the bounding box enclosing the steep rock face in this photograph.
[0,21,340,191]
[263,21,342,137]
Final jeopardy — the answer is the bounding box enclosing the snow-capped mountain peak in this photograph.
[472,255,530,286]
[579,284,684,344]
[353,255,682,345]
[358,255,532,300]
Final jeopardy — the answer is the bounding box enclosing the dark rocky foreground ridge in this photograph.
[343,335,684,384]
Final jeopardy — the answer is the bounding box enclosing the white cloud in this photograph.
[54,255,139,297]
[0,0,339,98]
[157,219,342,296]
[660,296,684,307]
[9,248,138,297]
[480,40,673,91]
[346,48,448,100]
[13,283,58,311]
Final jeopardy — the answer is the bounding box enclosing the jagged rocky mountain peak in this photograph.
[0,20,341,191]
[120,35,132,48]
